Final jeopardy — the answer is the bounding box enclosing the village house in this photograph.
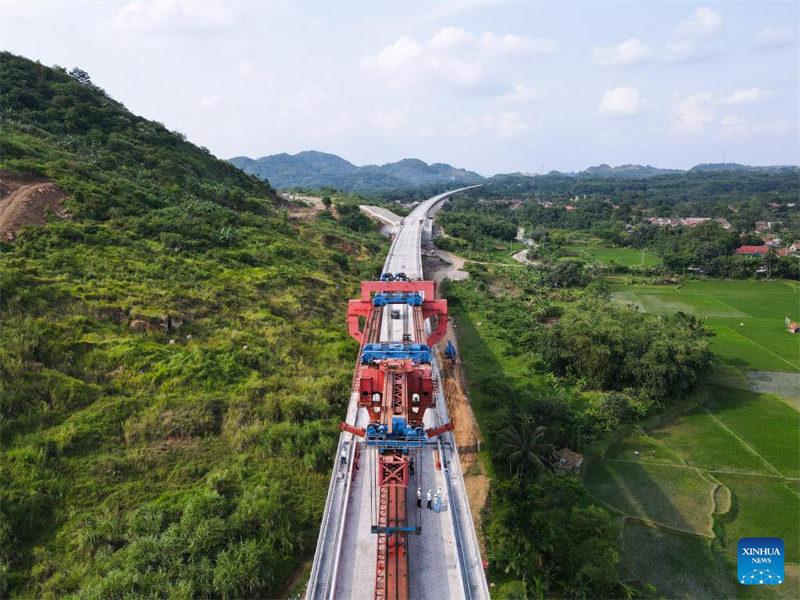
[647,217,732,230]
[735,245,799,258]
[554,448,584,474]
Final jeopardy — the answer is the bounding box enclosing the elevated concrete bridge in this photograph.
[306,187,488,600]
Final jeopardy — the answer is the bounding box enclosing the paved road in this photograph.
[384,186,480,279]
[360,205,403,227]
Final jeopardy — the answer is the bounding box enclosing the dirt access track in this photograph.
[0,172,69,241]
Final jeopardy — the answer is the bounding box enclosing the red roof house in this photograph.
[735,245,769,257]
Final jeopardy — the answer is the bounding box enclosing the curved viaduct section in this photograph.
[306,186,488,600]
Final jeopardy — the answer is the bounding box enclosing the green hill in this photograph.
[0,52,386,599]
[229,150,484,191]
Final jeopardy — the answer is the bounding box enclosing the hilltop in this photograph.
[230,151,797,192]
[229,150,484,191]
[534,163,797,180]
[0,52,387,599]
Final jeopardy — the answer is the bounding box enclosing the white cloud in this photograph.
[361,35,422,73]
[360,35,424,89]
[663,39,713,62]
[361,27,557,89]
[111,1,238,34]
[593,38,651,67]
[672,89,781,136]
[429,26,476,52]
[718,88,770,105]
[598,87,650,117]
[675,7,723,38]
[498,83,539,105]
[428,56,484,86]
[671,92,714,135]
[754,26,795,49]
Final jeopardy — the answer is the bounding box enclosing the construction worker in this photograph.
[409,458,415,476]
[426,489,432,509]
[340,448,347,466]
[416,488,422,508]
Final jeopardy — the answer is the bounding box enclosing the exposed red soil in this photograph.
[0,172,69,241]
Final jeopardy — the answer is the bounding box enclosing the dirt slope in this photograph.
[435,320,489,557]
[0,173,69,241]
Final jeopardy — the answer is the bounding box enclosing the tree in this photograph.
[498,420,552,481]
[544,299,714,402]
[322,196,332,210]
[545,260,586,288]
[68,67,91,85]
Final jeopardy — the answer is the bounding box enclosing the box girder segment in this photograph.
[374,460,409,600]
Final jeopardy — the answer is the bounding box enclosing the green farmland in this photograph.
[611,279,800,372]
[562,244,662,267]
[584,383,800,598]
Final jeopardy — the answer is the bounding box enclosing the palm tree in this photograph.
[497,420,553,481]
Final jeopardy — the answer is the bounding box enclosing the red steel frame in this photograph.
[347,281,448,347]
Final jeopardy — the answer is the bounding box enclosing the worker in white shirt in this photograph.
[416,488,422,508]
[426,489,433,509]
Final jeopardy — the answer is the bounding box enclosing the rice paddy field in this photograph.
[610,279,800,373]
[588,278,799,596]
[706,386,800,478]
[584,382,800,598]
[619,521,735,599]
[583,458,718,536]
[714,473,800,563]
[647,407,780,476]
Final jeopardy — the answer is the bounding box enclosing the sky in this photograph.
[1,1,798,175]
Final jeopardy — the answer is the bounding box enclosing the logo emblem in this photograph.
[738,538,784,585]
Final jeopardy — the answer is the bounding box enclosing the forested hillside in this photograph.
[0,52,387,599]
[229,150,484,192]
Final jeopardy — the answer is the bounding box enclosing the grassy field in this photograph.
[610,279,800,372]
[586,382,799,598]
[707,385,800,478]
[562,244,662,267]
[716,473,800,563]
[583,458,717,536]
[619,521,735,599]
[648,408,779,476]
[604,433,684,465]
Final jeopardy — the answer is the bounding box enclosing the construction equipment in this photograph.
[341,276,453,600]
[445,340,457,363]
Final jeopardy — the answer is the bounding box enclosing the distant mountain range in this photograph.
[228,151,483,192]
[229,151,798,190]
[546,163,798,179]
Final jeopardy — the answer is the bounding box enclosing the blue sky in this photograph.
[2,1,797,175]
